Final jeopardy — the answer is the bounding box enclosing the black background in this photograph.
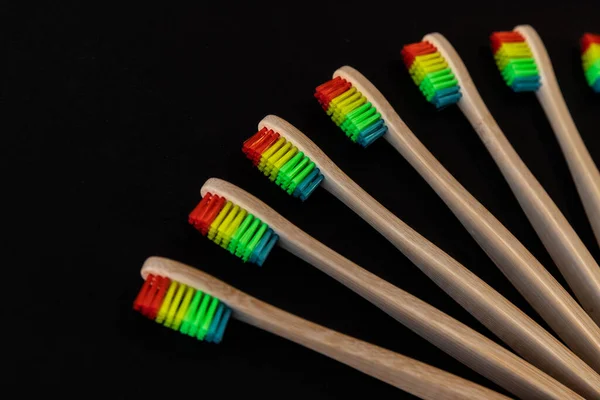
[7,1,600,398]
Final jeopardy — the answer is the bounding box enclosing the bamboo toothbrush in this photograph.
[400,32,600,326]
[490,26,600,248]
[242,114,600,391]
[188,177,595,399]
[136,256,513,400]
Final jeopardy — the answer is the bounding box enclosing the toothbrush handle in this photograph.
[280,222,582,400]
[380,113,600,372]
[459,95,600,326]
[427,30,600,328]
[313,69,600,392]
[238,303,513,400]
[323,167,600,384]
[537,83,600,247]
[142,257,513,400]
[520,25,600,249]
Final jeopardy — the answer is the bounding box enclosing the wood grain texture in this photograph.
[141,257,513,400]
[199,178,585,400]
[517,25,600,252]
[425,31,600,348]
[259,115,600,399]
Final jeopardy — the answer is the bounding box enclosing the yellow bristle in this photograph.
[409,53,448,84]
[208,201,232,241]
[164,283,187,328]
[173,286,195,330]
[326,87,357,116]
[258,137,285,172]
[215,204,240,245]
[221,208,247,248]
[264,141,292,176]
[270,146,298,181]
[156,281,178,324]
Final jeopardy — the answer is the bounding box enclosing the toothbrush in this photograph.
[491,27,600,250]
[244,114,600,391]
[581,33,600,92]
[401,32,600,326]
[188,177,597,399]
[136,256,513,400]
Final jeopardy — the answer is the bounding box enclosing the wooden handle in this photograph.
[426,30,600,337]
[200,179,585,399]
[259,115,600,398]
[517,25,600,248]
[141,257,513,400]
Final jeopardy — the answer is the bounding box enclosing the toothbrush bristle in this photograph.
[401,41,462,108]
[581,33,600,93]
[243,128,324,200]
[188,194,227,235]
[242,127,280,166]
[490,31,541,92]
[314,76,388,147]
[189,192,279,266]
[134,274,232,343]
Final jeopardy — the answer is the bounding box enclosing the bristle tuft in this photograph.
[490,31,541,92]
[581,33,600,92]
[189,194,279,266]
[314,77,388,147]
[188,193,227,235]
[243,129,325,200]
[134,274,232,343]
[401,41,462,108]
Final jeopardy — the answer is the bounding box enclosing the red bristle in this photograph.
[315,77,349,100]
[253,130,279,164]
[188,193,226,235]
[242,127,267,154]
[582,33,600,53]
[133,274,155,313]
[242,127,267,164]
[137,274,165,318]
[401,42,437,68]
[314,77,343,107]
[315,76,342,93]
[490,31,525,54]
[491,31,524,41]
[141,275,160,317]
[188,194,212,230]
[314,78,352,110]
[242,127,280,165]
[147,276,170,320]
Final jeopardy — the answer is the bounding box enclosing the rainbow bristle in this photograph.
[133,274,232,343]
[314,76,388,147]
[243,128,324,200]
[401,41,462,108]
[581,33,600,92]
[189,192,279,266]
[490,31,541,92]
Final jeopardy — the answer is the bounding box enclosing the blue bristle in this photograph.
[213,307,232,344]
[255,233,279,266]
[249,228,274,265]
[293,168,324,201]
[357,120,388,147]
[511,76,541,92]
[205,303,225,343]
[430,86,462,109]
[299,174,324,201]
